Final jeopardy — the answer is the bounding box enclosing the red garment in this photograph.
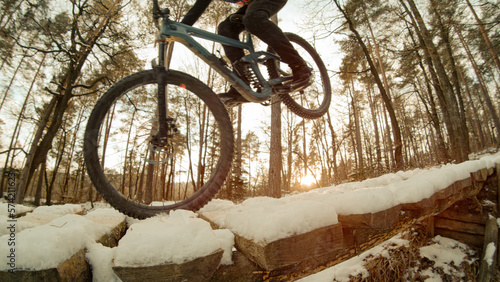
[221,0,250,6]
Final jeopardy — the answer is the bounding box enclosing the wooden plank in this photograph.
[401,176,483,219]
[425,216,435,237]
[477,217,498,281]
[95,218,127,247]
[210,251,265,282]
[338,205,401,230]
[436,208,488,225]
[434,228,484,248]
[434,217,485,235]
[234,223,344,271]
[471,168,489,182]
[341,226,386,253]
[496,163,500,269]
[113,249,223,282]
[0,249,91,282]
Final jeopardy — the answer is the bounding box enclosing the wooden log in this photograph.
[497,163,500,269]
[85,209,127,248]
[234,223,344,271]
[210,250,265,282]
[95,218,127,248]
[113,249,223,282]
[471,168,489,183]
[342,226,386,252]
[338,205,401,230]
[477,217,498,281]
[402,176,483,219]
[0,249,91,282]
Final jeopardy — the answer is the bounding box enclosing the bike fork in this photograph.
[152,38,172,148]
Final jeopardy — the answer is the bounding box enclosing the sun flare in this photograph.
[300,174,316,186]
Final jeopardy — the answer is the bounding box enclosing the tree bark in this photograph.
[465,0,500,73]
[267,14,282,198]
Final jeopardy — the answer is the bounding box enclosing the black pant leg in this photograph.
[217,7,247,63]
[243,0,303,66]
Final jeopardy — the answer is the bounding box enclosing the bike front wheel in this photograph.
[84,69,234,219]
[268,32,332,119]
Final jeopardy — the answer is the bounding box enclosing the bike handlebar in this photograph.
[153,0,161,19]
[152,0,170,29]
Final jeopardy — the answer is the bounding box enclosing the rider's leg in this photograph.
[242,0,311,83]
[217,8,252,105]
[218,6,247,63]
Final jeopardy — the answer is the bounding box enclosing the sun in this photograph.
[300,174,316,186]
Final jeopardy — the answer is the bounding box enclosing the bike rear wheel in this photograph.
[268,32,332,119]
[84,70,234,219]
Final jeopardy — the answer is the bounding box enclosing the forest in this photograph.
[0,0,498,206]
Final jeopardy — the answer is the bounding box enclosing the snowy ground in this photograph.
[0,151,499,281]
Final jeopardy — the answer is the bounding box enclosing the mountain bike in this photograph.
[83,0,331,219]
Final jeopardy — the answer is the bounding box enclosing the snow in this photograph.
[0,203,83,236]
[0,207,124,271]
[297,233,410,282]
[113,210,233,267]
[419,235,476,278]
[0,203,34,217]
[1,214,103,270]
[86,243,121,282]
[201,152,500,243]
[484,242,496,266]
[297,234,477,282]
[222,196,338,243]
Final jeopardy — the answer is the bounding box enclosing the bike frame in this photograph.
[156,12,286,103]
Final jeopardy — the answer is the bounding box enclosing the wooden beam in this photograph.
[235,224,344,271]
[434,217,485,235]
[497,163,500,269]
[113,250,223,282]
[477,217,498,281]
[437,208,488,225]
[434,228,484,247]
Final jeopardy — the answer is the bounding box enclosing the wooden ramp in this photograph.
[0,160,497,281]
[201,166,498,280]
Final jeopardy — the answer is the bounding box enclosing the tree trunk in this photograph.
[454,24,500,144]
[325,111,339,184]
[349,83,364,174]
[404,0,469,162]
[430,1,470,154]
[335,0,403,170]
[34,158,46,206]
[268,95,282,198]
[268,14,282,198]
[15,97,58,203]
[61,104,85,196]
[465,0,500,73]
